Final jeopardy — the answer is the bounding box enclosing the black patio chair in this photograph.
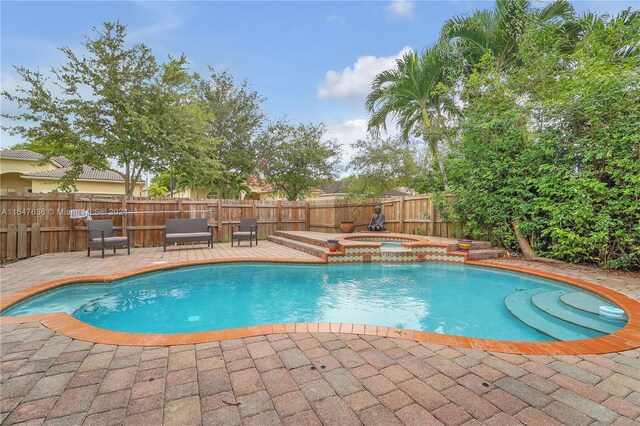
[231,218,258,247]
[87,219,130,258]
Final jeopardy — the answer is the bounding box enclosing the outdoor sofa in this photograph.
[164,218,215,251]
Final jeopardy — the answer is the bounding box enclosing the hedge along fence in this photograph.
[0,193,462,261]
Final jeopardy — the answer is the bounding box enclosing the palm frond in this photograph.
[538,0,574,23]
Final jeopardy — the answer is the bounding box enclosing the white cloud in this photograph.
[324,118,369,173]
[0,73,19,94]
[326,14,346,24]
[317,46,412,100]
[129,1,185,41]
[387,0,415,20]
[325,118,369,152]
[325,118,404,174]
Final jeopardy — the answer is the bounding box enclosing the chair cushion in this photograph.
[166,232,210,238]
[103,237,127,243]
[233,231,254,236]
[89,236,128,249]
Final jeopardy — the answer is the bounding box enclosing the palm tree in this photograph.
[365,45,459,190]
[441,0,575,73]
[576,8,640,58]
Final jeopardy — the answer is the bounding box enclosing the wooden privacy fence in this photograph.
[0,193,462,261]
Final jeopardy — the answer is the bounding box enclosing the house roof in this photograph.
[384,187,418,197]
[23,165,126,182]
[1,149,141,183]
[0,149,45,160]
[321,179,351,194]
[51,156,73,168]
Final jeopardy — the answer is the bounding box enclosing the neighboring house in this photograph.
[317,180,419,200]
[245,176,322,201]
[157,187,209,199]
[0,149,144,196]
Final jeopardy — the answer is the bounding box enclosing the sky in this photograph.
[1,0,637,162]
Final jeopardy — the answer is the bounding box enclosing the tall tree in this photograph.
[348,135,419,196]
[1,22,216,196]
[195,69,266,198]
[365,44,459,190]
[258,122,340,201]
[441,0,575,74]
[445,9,640,269]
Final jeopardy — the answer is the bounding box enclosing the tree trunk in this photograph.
[423,108,449,191]
[430,140,450,191]
[512,220,561,263]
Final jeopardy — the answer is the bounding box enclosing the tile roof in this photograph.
[1,149,136,183]
[0,149,45,160]
[51,156,73,168]
[22,165,125,182]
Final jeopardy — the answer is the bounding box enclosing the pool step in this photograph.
[449,241,493,251]
[271,231,505,262]
[465,248,506,261]
[560,292,628,320]
[504,289,603,341]
[267,235,328,258]
[273,231,330,247]
[531,291,622,334]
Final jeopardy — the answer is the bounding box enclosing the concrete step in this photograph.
[274,231,329,248]
[504,289,602,341]
[448,241,493,251]
[466,248,505,260]
[267,235,327,258]
[531,291,623,333]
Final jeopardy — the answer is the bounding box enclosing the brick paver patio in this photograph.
[1,242,639,425]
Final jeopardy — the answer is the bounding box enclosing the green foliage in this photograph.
[2,22,219,196]
[443,5,640,269]
[195,69,266,198]
[147,182,168,198]
[366,44,461,189]
[258,122,341,201]
[348,135,420,196]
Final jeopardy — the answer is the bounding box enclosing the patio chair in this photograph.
[231,218,258,247]
[87,219,130,258]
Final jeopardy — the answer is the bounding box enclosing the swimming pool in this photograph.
[2,263,626,342]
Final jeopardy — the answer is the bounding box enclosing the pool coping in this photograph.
[1,257,638,355]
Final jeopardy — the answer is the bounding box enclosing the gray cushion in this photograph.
[166,232,210,238]
[103,236,127,243]
[166,219,209,234]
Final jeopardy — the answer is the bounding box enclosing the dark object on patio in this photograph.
[231,218,258,247]
[367,202,387,231]
[164,218,215,251]
[87,219,130,258]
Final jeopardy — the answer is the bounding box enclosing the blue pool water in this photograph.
[2,263,624,341]
[352,239,405,249]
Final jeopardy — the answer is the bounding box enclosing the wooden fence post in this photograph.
[398,196,405,234]
[251,200,257,219]
[17,223,27,259]
[121,195,128,233]
[276,200,282,231]
[217,199,223,240]
[305,202,310,231]
[6,224,17,261]
[428,195,436,236]
[69,193,76,251]
[31,223,41,257]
